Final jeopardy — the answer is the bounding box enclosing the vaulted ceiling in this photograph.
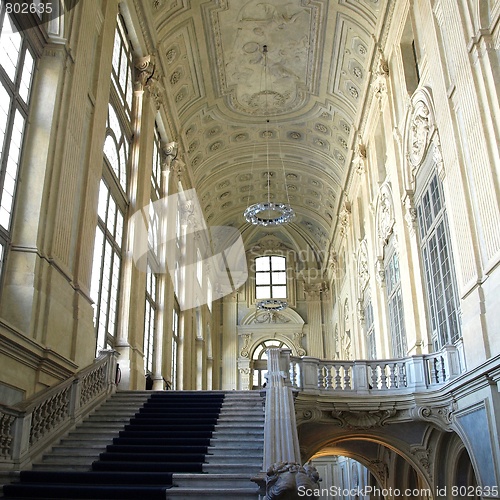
[145,0,388,268]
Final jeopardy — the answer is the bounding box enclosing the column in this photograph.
[152,142,176,390]
[221,292,238,390]
[304,282,324,359]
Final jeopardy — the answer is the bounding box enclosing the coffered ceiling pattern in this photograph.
[150,0,387,266]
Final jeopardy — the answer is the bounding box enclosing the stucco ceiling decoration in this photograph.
[151,0,386,261]
[208,0,324,117]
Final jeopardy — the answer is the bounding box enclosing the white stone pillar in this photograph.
[263,348,301,470]
[304,282,325,359]
[221,292,238,390]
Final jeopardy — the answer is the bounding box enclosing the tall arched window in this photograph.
[255,255,287,299]
[0,8,36,280]
[385,242,407,358]
[91,13,133,352]
[417,172,461,350]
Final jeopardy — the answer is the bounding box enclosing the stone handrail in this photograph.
[288,344,465,394]
[0,350,118,469]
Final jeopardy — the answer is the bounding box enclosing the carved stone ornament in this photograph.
[375,258,385,287]
[330,409,397,429]
[327,251,338,277]
[303,282,323,299]
[410,445,433,481]
[135,55,155,89]
[376,187,395,246]
[161,142,178,171]
[403,194,417,235]
[254,310,290,324]
[372,50,389,101]
[339,201,351,237]
[369,459,389,486]
[293,332,306,356]
[240,333,252,358]
[357,241,369,293]
[250,235,290,254]
[411,402,456,431]
[408,101,431,168]
[265,462,321,500]
[354,139,367,175]
[433,135,445,180]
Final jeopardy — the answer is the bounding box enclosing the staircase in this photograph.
[2,391,263,499]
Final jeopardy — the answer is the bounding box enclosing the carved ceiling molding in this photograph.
[206,0,326,116]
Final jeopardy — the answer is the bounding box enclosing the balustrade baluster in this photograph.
[317,365,325,389]
[289,362,297,388]
[381,364,388,389]
[370,365,378,390]
[325,365,333,389]
[429,358,438,384]
[401,362,407,387]
[334,365,342,390]
[439,356,446,382]
[343,365,351,390]
[389,364,397,388]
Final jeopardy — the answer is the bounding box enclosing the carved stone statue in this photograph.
[265,462,320,499]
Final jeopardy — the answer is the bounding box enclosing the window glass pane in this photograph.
[256,286,270,299]
[272,285,287,298]
[272,271,287,284]
[256,272,270,285]
[271,256,286,270]
[19,49,34,103]
[0,83,10,157]
[0,28,21,81]
[417,174,461,349]
[255,256,270,271]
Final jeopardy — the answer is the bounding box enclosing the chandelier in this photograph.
[244,45,295,227]
[256,299,288,312]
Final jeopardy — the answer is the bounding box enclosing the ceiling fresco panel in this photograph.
[203,0,328,117]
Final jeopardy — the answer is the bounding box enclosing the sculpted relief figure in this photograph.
[265,462,320,499]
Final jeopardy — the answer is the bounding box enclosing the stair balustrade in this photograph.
[0,350,118,470]
[288,343,464,393]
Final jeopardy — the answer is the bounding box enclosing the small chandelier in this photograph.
[244,45,295,227]
[256,299,288,311]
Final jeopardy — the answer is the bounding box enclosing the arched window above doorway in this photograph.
[255,255,287,299]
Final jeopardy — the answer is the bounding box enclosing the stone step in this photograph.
[31,462,93,472]
[203,464,262,475]
[210,440,263,450]
[38,454,100,464]
[172,473,259,489]
[215,423,264,429]
[48,446,109,456]
[165,487,259,499]
[206,455,262,465]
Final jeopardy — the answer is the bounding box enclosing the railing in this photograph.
[0,350,118,469]
[288,344,465,394]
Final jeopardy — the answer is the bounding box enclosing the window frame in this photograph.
[384,241,407,358]
[0,7,37,283]
[255,255,287,300]
[416,166,462,351]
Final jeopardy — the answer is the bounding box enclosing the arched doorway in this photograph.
[251,339,291,389]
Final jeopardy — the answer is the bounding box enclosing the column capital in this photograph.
[161,142,178,172]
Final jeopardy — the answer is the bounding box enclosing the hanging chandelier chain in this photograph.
[243,43,295,228]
